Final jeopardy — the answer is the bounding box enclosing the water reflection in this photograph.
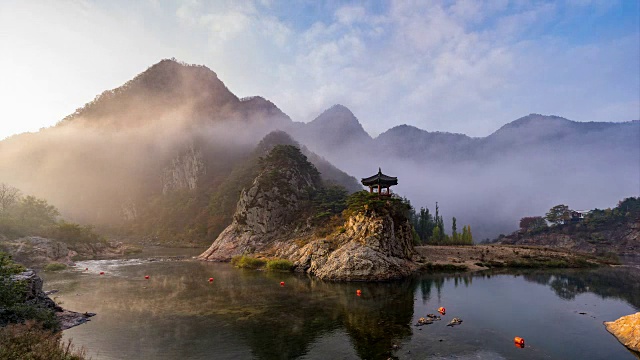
[44,260,640,360]
[519,268,640,309]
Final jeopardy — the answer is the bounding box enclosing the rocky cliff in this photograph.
[497,198,640,257]
[198,145,321,261]
[162,144,206,194]
[198,146,417,281]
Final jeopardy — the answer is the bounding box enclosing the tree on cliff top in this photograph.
[545,204,571,225]
[520,216,548,231]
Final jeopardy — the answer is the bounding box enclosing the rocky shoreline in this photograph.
[0,236,140,269]
[9,270,95,330]
[604,312,640,356]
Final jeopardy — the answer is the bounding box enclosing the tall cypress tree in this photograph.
[451,217,457,242]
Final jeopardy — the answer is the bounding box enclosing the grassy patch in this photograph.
[0,321,87,360]
[266,259,294,272]
[231,255,267,269]
[43,262,67,272]
[504,257,598,269]
[123,246,143,255]
[422,262,468,272]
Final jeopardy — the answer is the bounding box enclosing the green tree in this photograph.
[451,217,458,242]
[431,226,441,243]
[459,225,473,244]
[546,204,571,225]
[519,216,548,231]
[0,183,21,214]
[14,196,60,232]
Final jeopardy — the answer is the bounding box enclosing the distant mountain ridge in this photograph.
[1,58,638,241]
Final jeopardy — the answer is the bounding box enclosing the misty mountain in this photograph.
[301,111,638,240]
[374,125,475,162]
[1,58,638,242]
[0,59,358,243]
[291,104,373,154]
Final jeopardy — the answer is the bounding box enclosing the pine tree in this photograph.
[451,217,458,242]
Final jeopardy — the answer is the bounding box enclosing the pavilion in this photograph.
[361,168,398,196]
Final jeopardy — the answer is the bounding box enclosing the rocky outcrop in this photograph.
[198,145,417,281]
[288,212,417,281]
[7,270,94,330]
[198,145,320,261]
[162,144,206,194]
[0,236,134,268]
[498,216,640,256]
[604,312,640,354]
[10,270,60,312]
[0,237,75,268]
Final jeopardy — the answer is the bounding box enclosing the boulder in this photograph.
[604,312,640,354]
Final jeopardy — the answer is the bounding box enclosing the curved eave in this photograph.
[361,178,398,186]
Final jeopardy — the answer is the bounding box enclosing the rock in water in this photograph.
[292,211,417,281]
[7,270,95,330]
[198,145,321,262]
[604,312,640,354]
[198,145,418,281]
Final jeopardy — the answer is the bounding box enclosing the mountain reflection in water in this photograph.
[42,257,639,360]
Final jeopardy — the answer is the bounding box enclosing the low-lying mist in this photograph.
[318,141,639,240]
[1,59,637,242]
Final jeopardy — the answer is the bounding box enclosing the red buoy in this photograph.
[99,271,104,275]
[438,307,446,315]
[514,337,525,347]
[145,275,150,280]
[208,277,214,282]
[356,289,362,296]
[280,281,285,286]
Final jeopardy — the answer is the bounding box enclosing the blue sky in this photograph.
[0,0,638,139]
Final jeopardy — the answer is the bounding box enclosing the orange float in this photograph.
[514,337,525,347]
[208,277,214,282]
[145,275,150,279]
[280,281,285,286]
[356,289,362,296]
[438,307,446,315]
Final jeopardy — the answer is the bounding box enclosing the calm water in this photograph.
[41,250,640,360]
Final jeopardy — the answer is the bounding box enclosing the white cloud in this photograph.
[0,0,637,140]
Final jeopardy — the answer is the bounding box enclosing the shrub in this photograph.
[231,255,266,269]
[47,221,106,246]
[266,259,293,272]
[0,252,26,276]
[422,262,468,272]
[0,321,87,360]
[43,262,67,272]
[1,252,59,330]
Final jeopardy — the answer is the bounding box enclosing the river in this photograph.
[41,248,640,360]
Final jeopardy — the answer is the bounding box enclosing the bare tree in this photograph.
[0,183,21,214]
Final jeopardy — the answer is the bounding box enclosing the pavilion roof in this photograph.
[361,168,398,186]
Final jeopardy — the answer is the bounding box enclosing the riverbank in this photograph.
[415,244,608,271]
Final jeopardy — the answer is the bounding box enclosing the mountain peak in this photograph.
[309,105,367,134]
[58,58,238,127]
